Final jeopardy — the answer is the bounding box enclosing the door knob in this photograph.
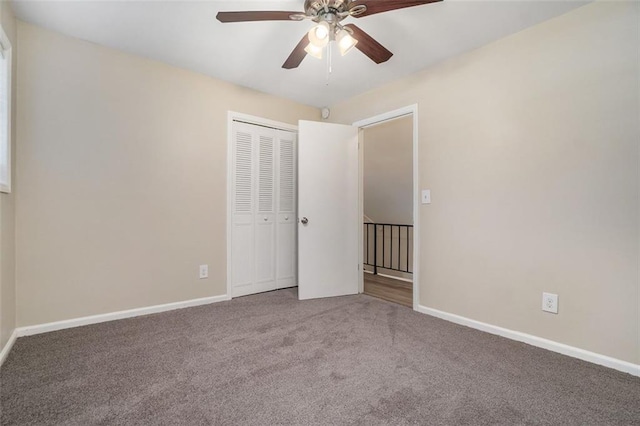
[301,217,309,225]
[285,216,289,221]
[263,217,268,221]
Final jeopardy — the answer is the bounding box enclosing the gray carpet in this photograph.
[1,289,639,425]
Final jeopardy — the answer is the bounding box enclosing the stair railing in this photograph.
[363,223,413,275]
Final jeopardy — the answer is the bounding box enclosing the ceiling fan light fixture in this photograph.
[337,29,358,56]
[304,43,323,60]
[308,21,330,48]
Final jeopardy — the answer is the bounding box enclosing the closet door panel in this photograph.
[232,219,254,294]
[276,131,297,289]
[254,132,276,291]
[277,219,295,288]
[255,219,275,291]
[231,124,255,297]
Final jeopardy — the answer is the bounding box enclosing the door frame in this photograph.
[353,104,420,310]
[226,111,298,299]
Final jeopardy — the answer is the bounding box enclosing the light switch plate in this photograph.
[199,264,209,279]
[421,189,431,204]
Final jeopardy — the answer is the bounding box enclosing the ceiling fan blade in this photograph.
[282,35,309,69]
[344,24,393,64]
[216,11,302,23]
[350,0,442,18]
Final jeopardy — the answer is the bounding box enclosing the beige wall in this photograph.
[363,116,413,225]
[0,1,17,353]
[15,22,319,327]
[331,2,640,364]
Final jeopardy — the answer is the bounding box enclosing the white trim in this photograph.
[226,111,299,299]
[358,128,365,293]
[227,113,233,300]
[0,24,12,194]
[0,328,17,367]
[416,304,640,377]
[353,105,419,309]
[352,107,414,129]
[16,294,231,337]
[228,111,298,132]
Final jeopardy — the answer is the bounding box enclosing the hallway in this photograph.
[363,273,412,308]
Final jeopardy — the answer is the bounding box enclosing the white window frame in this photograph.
[0,25,11,194]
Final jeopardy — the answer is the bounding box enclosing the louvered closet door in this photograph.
[231,122,255,296]
[253,129,277,294]
[231,121,296,297]
[276,130,297,289]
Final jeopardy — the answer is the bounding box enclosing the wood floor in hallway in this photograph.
[363,273,413,307]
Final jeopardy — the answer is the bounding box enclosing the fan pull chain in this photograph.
[326,41,333,86]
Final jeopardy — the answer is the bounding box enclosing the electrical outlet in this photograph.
[199,265,208,279]
[542,292,558,314]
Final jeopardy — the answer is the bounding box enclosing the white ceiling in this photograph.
[12,0,589,107]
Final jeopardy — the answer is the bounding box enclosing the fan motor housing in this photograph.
[304,0,352,21]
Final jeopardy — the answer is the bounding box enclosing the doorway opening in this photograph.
[354,106,418,309]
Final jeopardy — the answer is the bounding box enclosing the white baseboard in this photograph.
[16,294,231,337]
[376,272,413,283]
[363,270,413,283]
[0,328,18,367]
[415,304,640,377]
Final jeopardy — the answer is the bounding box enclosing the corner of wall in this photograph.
[0,0,18,361]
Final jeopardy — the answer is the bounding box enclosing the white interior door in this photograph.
[298,120,359,300]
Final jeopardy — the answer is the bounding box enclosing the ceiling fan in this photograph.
[216,0,443,69]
